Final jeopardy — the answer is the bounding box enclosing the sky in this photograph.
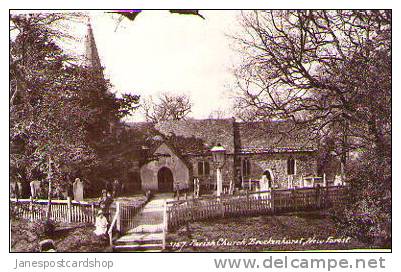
[66,10,244,121]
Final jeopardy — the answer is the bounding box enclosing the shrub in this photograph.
[330,150,391,248]
[32,219,57,238]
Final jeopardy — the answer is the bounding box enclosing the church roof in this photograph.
[127,118,317,157]
[235,120,317,154]
[154,118,235,154]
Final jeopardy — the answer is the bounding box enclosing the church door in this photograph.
[157,167,174,192]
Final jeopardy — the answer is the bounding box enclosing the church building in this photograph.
[83,20,323,194]
[128,118,321,193]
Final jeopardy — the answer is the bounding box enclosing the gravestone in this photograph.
[73,178,84,201]
[30,180,41,198]
[11,181,23,198]
[259,175,270,191]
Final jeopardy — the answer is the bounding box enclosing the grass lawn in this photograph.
[166,211,373,252]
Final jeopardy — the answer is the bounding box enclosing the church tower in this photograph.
[84,18,104,79]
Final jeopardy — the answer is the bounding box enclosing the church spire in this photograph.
[84,18,104,78]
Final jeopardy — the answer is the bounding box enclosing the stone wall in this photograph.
[139,143,317,192]
[239,152,318,189]
[185,154,235,190]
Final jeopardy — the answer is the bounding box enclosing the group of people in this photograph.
[93,179,121,237]
[94,189,114,237]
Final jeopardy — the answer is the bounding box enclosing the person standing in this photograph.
[98,189,113,221]
[112,179,120,198]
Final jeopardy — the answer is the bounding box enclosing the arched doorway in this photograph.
[157,167,174,192]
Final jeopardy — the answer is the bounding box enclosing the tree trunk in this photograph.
[340,116,349,184]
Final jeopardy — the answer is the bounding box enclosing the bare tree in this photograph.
[231,10,391,162]
[141,92,193,123]
[208,108,231,119]
[231,10,391,245]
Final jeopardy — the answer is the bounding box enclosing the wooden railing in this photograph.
[162,200,168,250]
[165,185,349,230]
[10,197,96,224]
[108,202,120,247]
[118,202,147,233]
[108,192,152,247]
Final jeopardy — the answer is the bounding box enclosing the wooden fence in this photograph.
[10,197,97,224]
[165,185,349,230]
[108,192,152,246]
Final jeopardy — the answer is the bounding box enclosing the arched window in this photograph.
[287,157,295,175]
[242,158,251,177]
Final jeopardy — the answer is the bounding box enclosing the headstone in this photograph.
[334,174,342,186]
[259,175,269,191]
[11,181,22,198]
[73,178,84,201]
[30,180,41,198]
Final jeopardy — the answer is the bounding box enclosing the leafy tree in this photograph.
[10,13,140,198]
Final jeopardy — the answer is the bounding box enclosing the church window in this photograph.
[198,161,210,176]
[242,158,251,177]
[287,157,296,175]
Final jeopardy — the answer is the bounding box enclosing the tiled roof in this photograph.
[127,118,317,157]
[235,120,317,153]
[238,147,317,154]
[154,118,235,154]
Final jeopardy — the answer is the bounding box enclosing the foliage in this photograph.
[330,151,391,248]
[10,13,140,197]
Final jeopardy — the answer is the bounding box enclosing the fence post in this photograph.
[292,190,297,211]
[191,196,195,221]
[91,203,95,224]
[246,190,250,213]
[220,196,225,218]
[66,197,72,223]
[315,186,322,209]
[324,185,329,208]
[323,173,327,187]
[270,188,275,213]
[162,200,167,250]
[29,196,34,221]
[116,202,121,233]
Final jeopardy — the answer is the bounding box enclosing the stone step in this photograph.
[128,224,164,233]
[113,243,163,252]
[115,232,164,244]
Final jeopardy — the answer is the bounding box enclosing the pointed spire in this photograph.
[84,17,104,78]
